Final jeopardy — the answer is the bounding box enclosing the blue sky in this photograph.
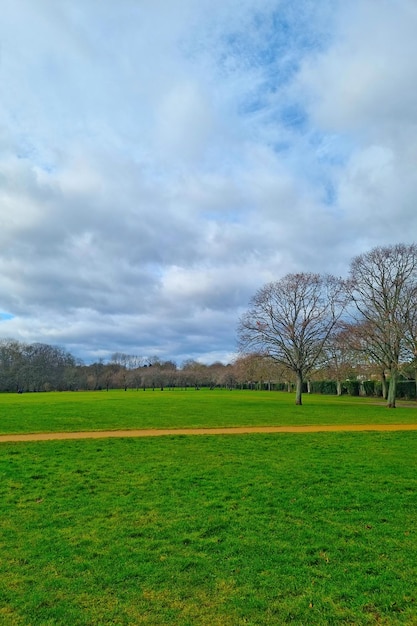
[0,0,417,364]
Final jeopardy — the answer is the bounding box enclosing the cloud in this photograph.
[292,0,417,249]
[297,1,417,137]
[0,0,415,363]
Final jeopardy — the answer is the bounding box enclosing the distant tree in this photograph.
[232,354,281,390]
[110,353,143,370]
[402,285,417,396]
[238,273,348,405]
[181,360,208,388]
[341,319,390,398]
[103,363,122,391]
[88,359,106,390]
[0,339,25,391]
[349,243,417,408]
[321,325,361,395]
[18,343,75,391]
[206,361,227,388]
[219,363,238,390]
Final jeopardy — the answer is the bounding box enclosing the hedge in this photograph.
[309,380,338,395]
[343,380,360,396]
[395,381,417,399]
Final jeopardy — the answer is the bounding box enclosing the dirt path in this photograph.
[1,423,417,443]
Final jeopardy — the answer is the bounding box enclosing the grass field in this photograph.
[1,391,417,625]
[1,432,417,625]
[1,388,417,434]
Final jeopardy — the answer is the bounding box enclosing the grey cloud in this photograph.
[0,1,416,363]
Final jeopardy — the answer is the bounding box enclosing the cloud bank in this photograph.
[0,0,416,363]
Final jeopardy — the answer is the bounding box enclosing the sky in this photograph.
[0,0,417,365]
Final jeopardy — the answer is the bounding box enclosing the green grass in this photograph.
[1,432,417,625]
[0,389,417,435]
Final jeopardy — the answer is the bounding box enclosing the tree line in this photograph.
[0,342,238,393]
[1,243,416,408]
[238,243,417,407]
[1,336,416,405]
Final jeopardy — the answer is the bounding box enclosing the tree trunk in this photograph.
[336,380,342,396]
[381,371,387,399]
[295,372,303,405]
[387,368,398,408]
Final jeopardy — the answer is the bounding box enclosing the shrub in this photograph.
[344,380,360,396]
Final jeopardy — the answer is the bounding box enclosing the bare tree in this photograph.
[233,354,285,390]
[404,298,417,396]
[341,320,390,398]
[320,326,359,395]
[238,273,348,405]
[349,243,417,408]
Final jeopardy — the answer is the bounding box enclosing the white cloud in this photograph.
[297,1,417,136]
[0,0,415,362]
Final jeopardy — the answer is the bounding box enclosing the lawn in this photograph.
[0,389,417,434]
[1,432,417,625]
